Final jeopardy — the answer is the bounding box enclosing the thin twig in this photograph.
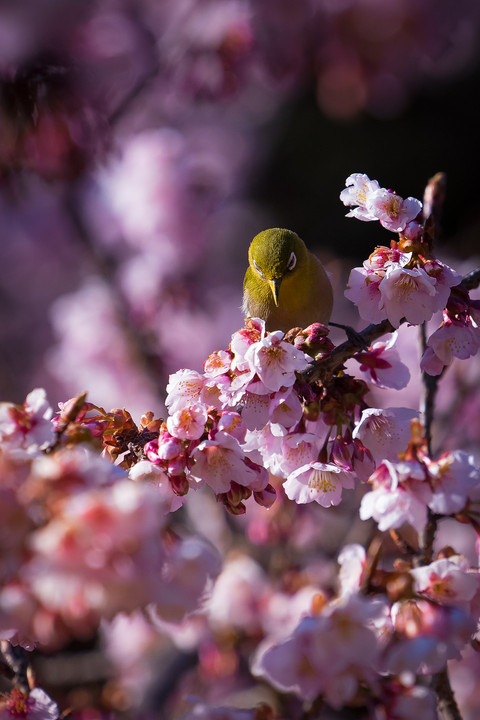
[418,174,464,720]
[431,669,464,720]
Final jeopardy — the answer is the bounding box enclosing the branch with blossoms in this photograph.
[0,173,480,720]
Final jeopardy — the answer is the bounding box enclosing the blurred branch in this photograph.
[0,642,32,693]
[107,3,160,126]
[64,185,167,397]
[432,669,463,720]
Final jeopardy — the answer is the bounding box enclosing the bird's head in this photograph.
[248,228,307,306]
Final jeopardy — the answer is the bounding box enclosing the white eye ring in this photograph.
[253,258,265,278]
[287,251,296,271]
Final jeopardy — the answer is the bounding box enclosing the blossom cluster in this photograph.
[342,173,480,380]
[0,390,221,652]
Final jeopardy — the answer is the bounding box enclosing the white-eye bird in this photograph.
[242,228,333,333]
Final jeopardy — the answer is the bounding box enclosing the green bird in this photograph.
[242,228,333,333]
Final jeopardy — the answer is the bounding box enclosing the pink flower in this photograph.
[189,432,263,494]
[269,388,304,428]
[352,407,417,463]
[359,459,431,533]
[340,174,422,231]
[337,544,367,596]
[283,461,355,507]
[339,173,380,221]
[427,318,480,365]
[230,318,265,372]
[166,402,208,440]
[244,331,309,392]
[420,346,446,376]
[353,332,410,390]
[0,389,54,457]
[425,450,480,515]
[207,555,268,634]
[344,265,385,324]
[277,432,323,478]
[0,688,59,720]
[151,537,222,623]
[165,369,205,412]
[380,265,439,327]
[203,349,232,377]
[365,188,422,232]
[410,556,479,610]
[385,599,475,674]
[252,594,385,707]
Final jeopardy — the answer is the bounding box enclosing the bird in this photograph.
[242,228,334,333]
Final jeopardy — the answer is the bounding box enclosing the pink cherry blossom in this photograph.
[230,317,265,372]
[410,556,479,610]
[166,402,208,440]
[203,349,232,377]
[425,450,480,515]
[244,331,309,392]
[352,407,417,463]
[189,432,264,494]
[359,459,431,533]
[344,265,385,324]
[353,332,411,390]
[337,544,367,596]
[0,688,59,720]
[0,389,54,458]
[165,369,205,412]
[252,594,386,707]
[150,537,222,623]
[427,318,480,365]
[380,265,439,327]
[420,346,446,376]
[365,188,422,232]
[385,599,475,674]
[283,461,355,507]
[339,173,381,221]
[277,432,323,478]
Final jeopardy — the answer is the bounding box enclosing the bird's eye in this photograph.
[287,252,296,271]
[253,259,265,278]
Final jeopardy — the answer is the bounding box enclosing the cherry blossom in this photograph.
[425,450,480,515]
[359,459,431,533]
[243,330,309,392]
[384,599,475,674]
[365,187,422,232]
[283,461,356,507]
[339,172,380,221]
[189,431,266,495]
[337,544,367,596]
[0,389,54,458]
[166,402,208,440]
[0,688,59,720]
[410,556,479,610]
[380,265,445,327]
[423,318,480,375]
[340,173,422,231]
[353,333,411,390]
[352,407,418,463]
[165,369,206,412]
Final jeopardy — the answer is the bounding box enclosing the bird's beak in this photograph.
[268,278,282,306]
